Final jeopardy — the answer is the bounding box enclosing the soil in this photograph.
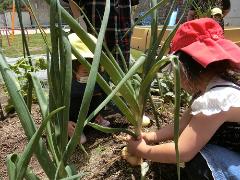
[0,95,184,180]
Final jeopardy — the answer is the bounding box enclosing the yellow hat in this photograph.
[68,33,97,60]
[211,7,223,17]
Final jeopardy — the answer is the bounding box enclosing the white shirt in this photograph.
[191,77,240,116]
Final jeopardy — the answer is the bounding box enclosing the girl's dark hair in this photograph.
[177,51,205,82]
[223,0,231,11]
[177,51,240,86]
[72,60,81,80]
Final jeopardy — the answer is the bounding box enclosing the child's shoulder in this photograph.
[191,77,240,116]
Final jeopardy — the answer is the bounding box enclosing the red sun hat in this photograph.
[170,18,240,68]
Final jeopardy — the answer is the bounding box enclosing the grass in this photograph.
[1,33,143,59]
[1,33,51,58]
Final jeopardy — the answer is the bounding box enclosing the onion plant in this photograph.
[0,0,191,179]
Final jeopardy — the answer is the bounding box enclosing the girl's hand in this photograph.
[126,135,148,156]
[68,121,76,137]
[141,132,157,144]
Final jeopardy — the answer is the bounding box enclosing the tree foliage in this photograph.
[0,0,13,13]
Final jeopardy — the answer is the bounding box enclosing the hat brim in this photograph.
[180,38,240,67]
[211,12,223,17]
[71,51,94,60]
[68,33,95,60]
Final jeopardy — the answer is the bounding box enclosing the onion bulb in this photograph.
[142,115,150,127]
[121,147,142,166]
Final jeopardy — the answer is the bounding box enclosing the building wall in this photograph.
[0,0,50,28]
[0,0,73,28]
[0,13,5,28]
[30,0,50,26]
[6,11,31,28]
[0,11,31,28]
[30,0,72,26]
[224,0,240,26]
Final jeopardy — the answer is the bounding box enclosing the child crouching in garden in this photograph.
[68,33,110,144]
[126,18,240,179]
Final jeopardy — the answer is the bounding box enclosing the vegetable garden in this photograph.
[0,0,193,179]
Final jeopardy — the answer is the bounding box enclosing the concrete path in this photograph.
[0,27,70,36]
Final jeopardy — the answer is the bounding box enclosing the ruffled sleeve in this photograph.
[191,86,240,116]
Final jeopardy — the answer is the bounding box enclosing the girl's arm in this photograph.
[143,108,192,143]
[128,111,226,163]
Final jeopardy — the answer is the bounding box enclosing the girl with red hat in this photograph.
[126,18,240,179]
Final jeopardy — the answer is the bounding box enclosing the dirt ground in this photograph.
[0,96,184,180]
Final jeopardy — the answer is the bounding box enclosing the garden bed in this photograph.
[0,97,186,180]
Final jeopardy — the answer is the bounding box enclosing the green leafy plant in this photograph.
[4,57,47,114]
[35,58,48,70]
[153,72,191,106]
